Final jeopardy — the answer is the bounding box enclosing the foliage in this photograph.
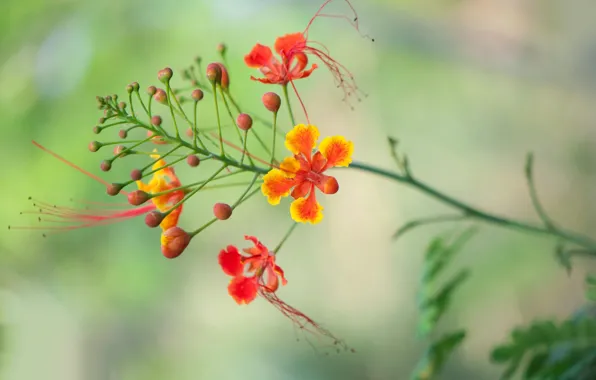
[491,274,596,379]
[410,228,476,379]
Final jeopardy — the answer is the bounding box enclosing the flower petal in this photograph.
[290,192,323,224]
[279,156,300,177]
[274,265,288,286]
[218,245,244,277]
[261,168,296,205]
[264,266,279,292]
[290,180,312,199]
[319,136,354,168]
[285,124,319,158]
[274,33,306,57]
[244,43,273,68]
[160,204,182,231]
[228,276,258,305]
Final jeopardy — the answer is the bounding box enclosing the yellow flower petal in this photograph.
[290,195,323,224]
[319,136,354,168]
[279,156,300,177]
[284,124,319,156]
[261,168,296,205]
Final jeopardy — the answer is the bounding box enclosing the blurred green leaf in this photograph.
[491,318,596,379]
[411,330,466,380]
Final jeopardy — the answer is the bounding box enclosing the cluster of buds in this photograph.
[13,0,370,352]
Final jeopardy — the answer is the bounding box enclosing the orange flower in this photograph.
[136,153,185,231]
[244,33,317,86]
[218,235,287,304]
[261,124,353,224]
[16,142,185,234]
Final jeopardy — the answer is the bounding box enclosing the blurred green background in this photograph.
[2,0,596,379]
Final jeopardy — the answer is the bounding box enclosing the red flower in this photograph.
[218,235,287,304]
[244,33,317,86]
[218,235,353,352]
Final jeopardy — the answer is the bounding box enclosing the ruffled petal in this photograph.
[293,63,317,80]
[261,168,297,205]
[244,235,269,256]
[285,124,319,158]
[279,156,300,177]
[244,43,273,68]
[228,276,258,305]
[218,245,244,277]
[319,135,354,168]
[264,266,279,292]
[274,33,306,56]
[249,75,278,84]
[290,192,324,224]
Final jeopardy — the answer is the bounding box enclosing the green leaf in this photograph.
[524,351,549,378]
[411,331,466,380]
[491,345,517,363]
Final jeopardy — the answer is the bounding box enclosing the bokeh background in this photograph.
[2,0,596,379]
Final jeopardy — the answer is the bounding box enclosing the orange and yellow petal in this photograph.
[279,156,300,176]
[290,193,323,224]
[159,205,182,231]
[274,265,288,286]
[218,246,244,277]
[285,124,319,157]
[245,43,273,68]
[319,135,354,168]
[228,276,258,305]
[274,33,306,56]
[295,64,317,80]
[261,168,296,205]
[264,266,280,292]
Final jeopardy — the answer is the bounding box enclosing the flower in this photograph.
[244,33,317,86]
[245,31,360,105]
[218,235,287,305]
[261,124,353,224]
[217,234,352,352]
[16,142,184,234]
[136,153,186,231]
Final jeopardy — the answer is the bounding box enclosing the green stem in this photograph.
[193,101,207,150]
[232,173,260,209]
[347,161,596,251]
[282,84,296,126]
[273,222,298,253]
[271,111,278,165]
[212,82,225,156]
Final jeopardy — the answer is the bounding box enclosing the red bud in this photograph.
[154,89,167,104]
[158,67,173,83]
[236,113,253,131]
[100,160,112,172]
[145,211,164,228]
[88,141,101,152]
[206,63,222,84]
[186,155,200,167]
[262,92,281,113]
[130,169,143,181]
[107,183,123,196]
[213,202,232,220]
[127,190,150,206]
[161,227,191,259]
[147,86,157,95]
[191,89,204,102]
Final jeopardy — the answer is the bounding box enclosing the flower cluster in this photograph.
[12,0,368,351]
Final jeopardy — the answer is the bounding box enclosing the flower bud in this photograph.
[98,117,106,124]
[147,130,167,144]
[126,84,134,94]
[262,92,281,113]
[321,176,339,195]
[118,101,127,110]
[92,125,102,134]
[147,85,157,95]
[191,89,204,102]
[107,183,123,196]
[131,82,140,92]
[217,43,227,55]
[236,113,253,131]
[127,190,150,206]
[215,62,229,89]
[185,127,194,138]
[158,67,173,83]
[161,227,191,259]
[151,115,162,127]
[118,129,128,139]
[88,141,102,152]
[153,89,167,104]
[100,160,112,172]
[213,202,232,220]
[206,63,222,84]
[145,211,164,228]
[130,169,143,181]
[186,155,200,167]
[113,145,128,157]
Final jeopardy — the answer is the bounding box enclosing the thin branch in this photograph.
[525,152,557,231]
[392,214,470,241]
